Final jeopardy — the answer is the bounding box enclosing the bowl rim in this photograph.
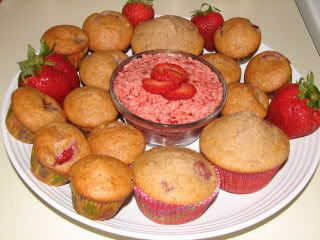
[109,49,227,129]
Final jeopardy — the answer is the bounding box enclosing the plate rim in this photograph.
[1,43,320,240]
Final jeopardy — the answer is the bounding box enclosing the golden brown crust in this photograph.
[63,86,118,131]
[244,51,292,93]
[200,112,289,173]
[33,122,92,175]
[132,146,219,205]
[82,11,133,51]
[214,17,261,60]
[69,155,134,202]
[79,51,128,90]
[41,25,89,55]
[11,87,66,132]
[131,15,204,55]
[201,53,241,84]
[88,121,145,164]
[221,82,269,118]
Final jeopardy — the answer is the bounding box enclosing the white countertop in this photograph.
[1,0,320,239]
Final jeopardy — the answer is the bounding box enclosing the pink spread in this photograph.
[113,53,223,124]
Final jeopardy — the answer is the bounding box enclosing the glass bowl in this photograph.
[109,49,227,146]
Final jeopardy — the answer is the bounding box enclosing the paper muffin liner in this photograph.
[71,186,126,220]
[5,105,34,143]
[216,165,281,194]
[30,149,69,186]
[133,185,219,225]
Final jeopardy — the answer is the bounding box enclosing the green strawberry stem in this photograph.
[126,0,153,5]
[18,43,54,80]
[297,71,320,110]
[191,3,220,16]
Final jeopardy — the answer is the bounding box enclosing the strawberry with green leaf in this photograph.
[266,71,320,139]
[122,0,154,27]
[18,44,80,105]
[191,3,224,51]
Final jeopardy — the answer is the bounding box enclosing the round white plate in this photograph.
[2,43,320,240]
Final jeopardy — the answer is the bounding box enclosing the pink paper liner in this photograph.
[134,183,219,225]
[217,165,281,194]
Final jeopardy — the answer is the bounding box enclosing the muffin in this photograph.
[6,87,66,143]
[63,86,118,132]
[200,112,289,194]
[69,155,134,220]
[132,146,220,224]
[214,17,261,62]
[88,121,145,164]
[221,82,269,118]
[82,10,133,51]
[244,51,292,94]
[201,53,241,84]
[131,15,204,55]
[79,50,128,90]
[31,122,92,186]
[41,24,89,68]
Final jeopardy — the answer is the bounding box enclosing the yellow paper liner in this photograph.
[5,105,34,143]
[71,186,125,220]
[30,149,69,186]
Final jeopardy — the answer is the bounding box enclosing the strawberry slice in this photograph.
[151,63,189,84]
[142,78,180,95]
[163,83,197,100]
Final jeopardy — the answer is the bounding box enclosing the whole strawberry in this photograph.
[266,72,320,139]
[191,3,224,51]
[18,44,80,105]
[122,0,154,27]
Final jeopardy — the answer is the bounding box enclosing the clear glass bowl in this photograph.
[109,49,227,146]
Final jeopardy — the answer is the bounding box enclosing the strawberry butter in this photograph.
[113,52,224,124]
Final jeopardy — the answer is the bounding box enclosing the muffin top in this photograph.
[200,112,290,173]
[69,155,134,202]
[63,86,118,131]
[131,15,204,55]
[214,17,261,60]
[11,87,66,132]
[132,146,219,205]
[201,53,241,84]
[82,10,133,51]
[221,82,269,118]
[88,121,145,164]
[244,51,292,93]
[41,25,89,55]
[33,122,92,175]
[79,50,128,90]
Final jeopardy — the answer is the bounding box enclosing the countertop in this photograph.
[0,0,319,239]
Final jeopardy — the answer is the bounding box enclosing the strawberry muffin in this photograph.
[6,87,66,143]
[200,112,290,194]
[201,53,241,84]
[41,24,89,68]
[131,15,204,55]
[63,86,118,132]
[214,17,261,62]
[69,155,134,220]
[79,50,128,90]
[88,121,146,164]
[82,10,133,51]
[221,82,269,118]
[132,146,220,224]
[31,122,92,186]
[244,51,292,94]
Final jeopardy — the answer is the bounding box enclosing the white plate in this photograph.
[2,43,320,240]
